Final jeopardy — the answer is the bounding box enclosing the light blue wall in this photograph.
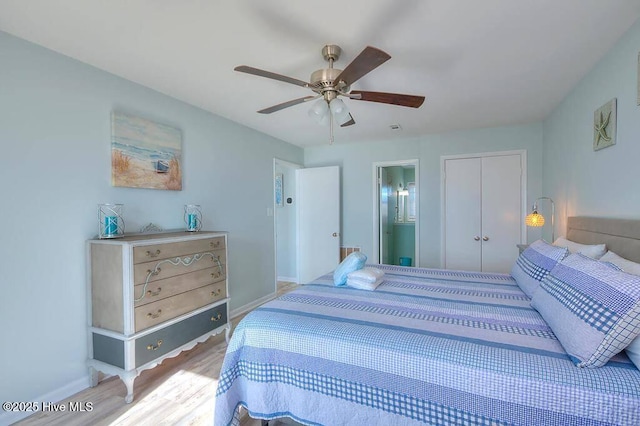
[0,31,302,405]
[305,124,543,267]
[275,162,299,280]
[543,20,640,235]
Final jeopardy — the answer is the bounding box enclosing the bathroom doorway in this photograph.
[373,160,419,267]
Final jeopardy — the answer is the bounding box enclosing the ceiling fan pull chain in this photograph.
[329,110,334,145]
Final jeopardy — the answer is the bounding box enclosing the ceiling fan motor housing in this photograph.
[310,68,343,90]
[309,45,350,98]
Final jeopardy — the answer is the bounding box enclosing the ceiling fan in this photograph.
[234,45,425,143]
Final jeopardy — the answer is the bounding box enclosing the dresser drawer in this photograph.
[133,249,226,285]
[135,304,227,367]
[133,236,226,264]
[133,266,226,307]
[134,283,227,331]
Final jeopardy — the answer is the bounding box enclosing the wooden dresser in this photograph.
[87,231,230,403]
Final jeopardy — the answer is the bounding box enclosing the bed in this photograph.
[214,217,640,425]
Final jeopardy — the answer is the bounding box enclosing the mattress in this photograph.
[214,265,640,425]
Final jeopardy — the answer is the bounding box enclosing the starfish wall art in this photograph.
[593,98,617,151]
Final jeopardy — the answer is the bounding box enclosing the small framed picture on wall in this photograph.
[594,98,617,151]
[275,173,284,207]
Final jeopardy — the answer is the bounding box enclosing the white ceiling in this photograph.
[1,1,639,147]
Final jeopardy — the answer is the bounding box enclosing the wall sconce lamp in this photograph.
[525,196,555,242]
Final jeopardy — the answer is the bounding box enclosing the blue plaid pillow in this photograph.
[531,253,640,368]
[511,240,569,297]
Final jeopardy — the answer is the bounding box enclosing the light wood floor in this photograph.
[16,282,298,426]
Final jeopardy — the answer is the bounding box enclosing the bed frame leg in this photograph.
[261,421,269,426]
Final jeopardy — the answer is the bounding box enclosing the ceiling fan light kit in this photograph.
[234,44,425,144]
[308,99,330,125]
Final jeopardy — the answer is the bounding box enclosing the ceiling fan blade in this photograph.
[340,114,356,127]
[334,46,391,86]
[235,65,309,88]
[258,96,318,114]
[350,90,425,108]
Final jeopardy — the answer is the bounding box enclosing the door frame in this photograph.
[440,150,527,268]
[372,159,420,267]
[273,158,303,292]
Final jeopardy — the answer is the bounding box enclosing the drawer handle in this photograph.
[146,340,163,351]
[211,271,222,279]
[210,240,221,248]
[135,252,222,304]
[211,313,222,322]
[147,267,161,276]
[147,287,162,297]
[146,249,161,258]
[211,289,222,297]
[147,309,162,319]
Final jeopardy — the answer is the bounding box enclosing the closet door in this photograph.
[444,158,482,271]
[481,155,522,273]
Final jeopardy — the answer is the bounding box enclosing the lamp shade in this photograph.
[525,212,545,227]
[308,99,329,125]
[329,98,350,125]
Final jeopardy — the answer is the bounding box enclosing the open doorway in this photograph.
[373,160,419,267]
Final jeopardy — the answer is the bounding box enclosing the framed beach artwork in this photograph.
[274,173,283,207]
[111,111,183,190]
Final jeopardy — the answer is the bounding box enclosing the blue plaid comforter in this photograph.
[214,265,640,425]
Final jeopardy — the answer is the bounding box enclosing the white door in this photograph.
[379,167,390,264]
[297,166,341,284]
[481,155,522,272]
[444,158,482,271]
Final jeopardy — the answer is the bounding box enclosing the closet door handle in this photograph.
[474,236,480,241]
[483,236,489,241]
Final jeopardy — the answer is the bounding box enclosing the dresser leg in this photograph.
[89,366,99,387]
[120,372,137,404]
[225,324,231,343]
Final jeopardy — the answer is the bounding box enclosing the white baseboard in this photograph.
[277,276,298,283]
[230,292,278,319]
[0,376,91,425]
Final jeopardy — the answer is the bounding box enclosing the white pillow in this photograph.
[599,251,640,370]
[627,338,640,370]
[553,236,606,259]
[600,251,640,275]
